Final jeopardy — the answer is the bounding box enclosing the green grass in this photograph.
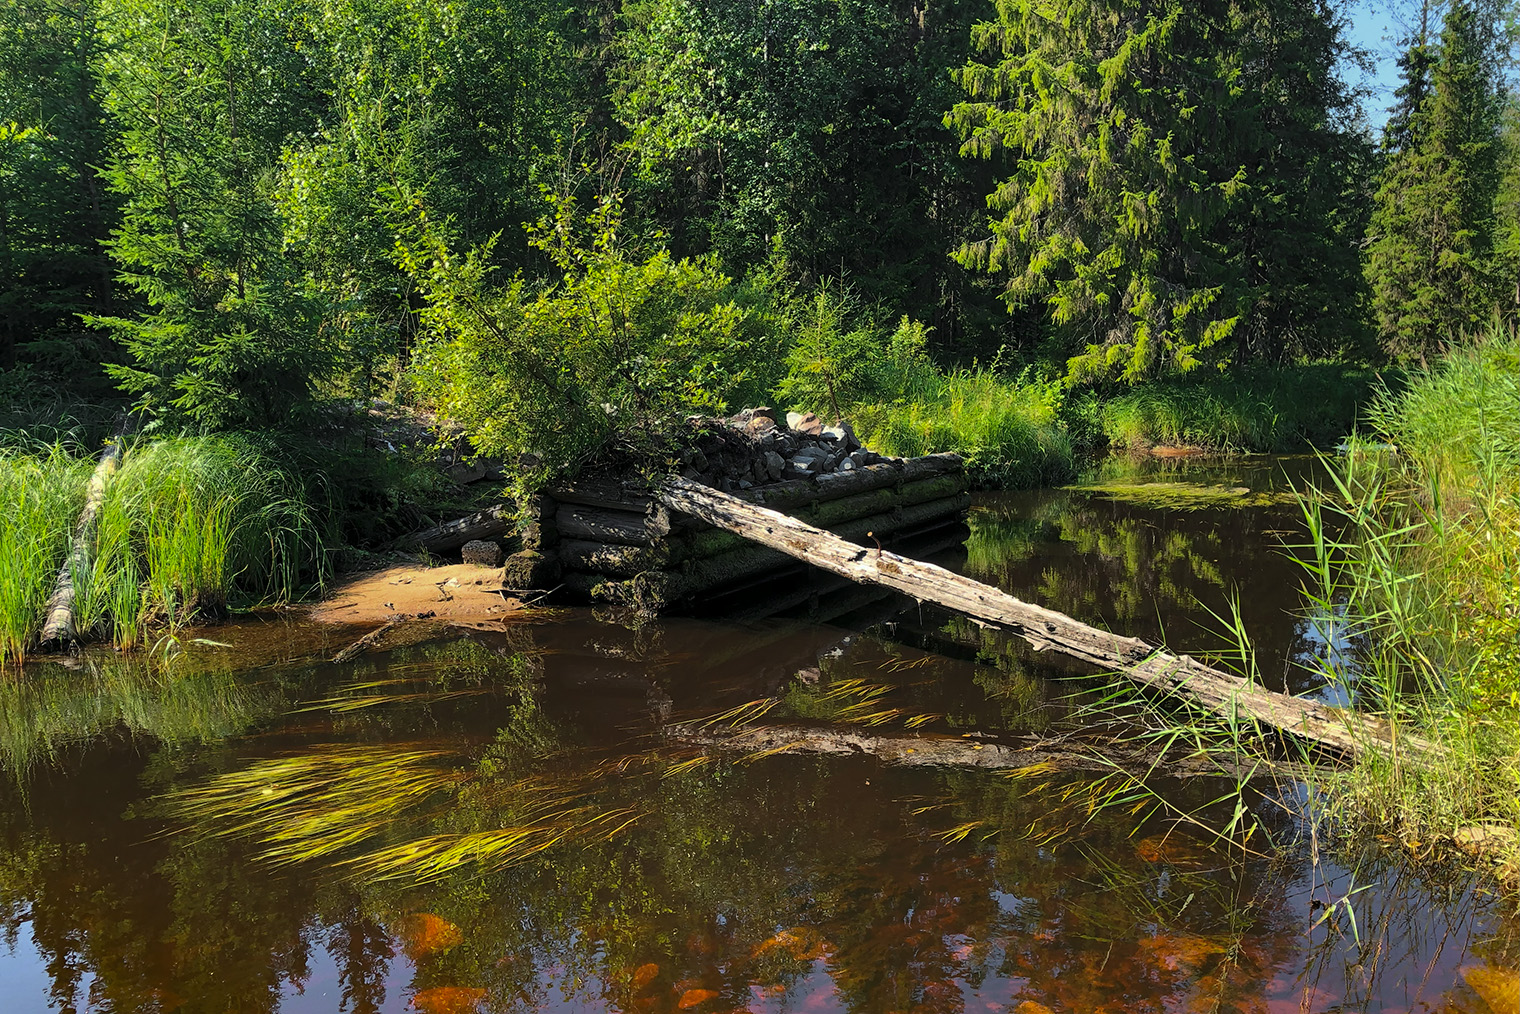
[77,435,329,645]
[0,447,92,665]
[1295,328,1519,882]
[0,434,329,659]
[1101,364,1380,452]
[849,368,1077,488]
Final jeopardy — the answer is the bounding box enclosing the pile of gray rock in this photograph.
[678,407,895,492]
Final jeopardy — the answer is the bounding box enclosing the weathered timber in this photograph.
[558,538,673,576]
[555,503,672,545]
[39,432,126,646]
[331,618,402,663]
[657,476,1433,762]
[670,723,1312,780]
[410,504,514,554]
[747,453,964,512]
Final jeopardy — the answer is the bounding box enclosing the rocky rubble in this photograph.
[677,407,895,492]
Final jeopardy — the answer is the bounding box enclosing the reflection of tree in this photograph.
[1,628,1515,1013]
[965,487,1326,692]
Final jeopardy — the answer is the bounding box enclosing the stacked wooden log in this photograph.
[491,410,971,612]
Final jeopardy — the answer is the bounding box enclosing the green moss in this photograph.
[1063,481,1296,510]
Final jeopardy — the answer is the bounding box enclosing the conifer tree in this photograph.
[89,0,332,427]
[0,0,119,386]
[946,0,1368,382]
[1366,1,1504,361]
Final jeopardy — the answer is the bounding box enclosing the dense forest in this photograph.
[1,0,1518,919]
[2,0,1515,444]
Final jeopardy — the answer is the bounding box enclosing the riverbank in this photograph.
[1296,328,1520,889]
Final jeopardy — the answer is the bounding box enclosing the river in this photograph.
[1,455,1514,1013]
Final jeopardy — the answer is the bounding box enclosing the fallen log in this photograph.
[668,723,1312,780]
[39,432,127,647]
[408,504,514,554]
[657,475,1435,763]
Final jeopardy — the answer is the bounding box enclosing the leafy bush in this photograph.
[406,195,784,493]
[774,288,1074,487]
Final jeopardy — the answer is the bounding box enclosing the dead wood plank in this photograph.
[657,476,1431,763]
[555,504,672,545]
[39,432,127,646]
[408,504,514,554]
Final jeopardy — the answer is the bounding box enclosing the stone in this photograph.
[745,416,777,438]
[822,421,860,451]
[501,550,560,589]
[461,539,503,567]
[446,461,488,485]
[763,450,785,480]
[837,457,856,471]
[750,406,777,421]
[787,411,824,436]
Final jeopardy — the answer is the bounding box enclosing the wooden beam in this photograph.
[657,475,1432,762]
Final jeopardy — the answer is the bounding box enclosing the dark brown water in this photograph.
[2,456,1515,1014]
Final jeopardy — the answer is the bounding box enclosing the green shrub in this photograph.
[772,287,1074,487]
[851,370,1075,488]
[406,195,784,494]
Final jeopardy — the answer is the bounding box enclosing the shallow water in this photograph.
[1,455,1515,1014]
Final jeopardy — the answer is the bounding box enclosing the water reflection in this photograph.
[962,455,1334,695]
[0,626,1514,1013]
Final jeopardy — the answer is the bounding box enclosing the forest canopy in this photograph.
[1,0,1516,434]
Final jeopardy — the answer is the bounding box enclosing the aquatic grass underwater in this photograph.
[0,447,92,665]
[76,435,329,646]
[1101,364,1379,452]
[1293,328,1520,882]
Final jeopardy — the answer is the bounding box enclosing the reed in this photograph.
[75,435,328,645]
[1101,364,1378,452]
[0,448,91,665]
[1293,327,1519,881]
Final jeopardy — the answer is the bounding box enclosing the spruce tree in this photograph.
[946,0,1368,382]
[1366,1,1504,362]
[90,0,332,427]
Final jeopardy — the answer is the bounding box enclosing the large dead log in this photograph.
[657,476,1433,763]
[669,722,1310,780]
[409,504,514,554]
[39,432,126,646]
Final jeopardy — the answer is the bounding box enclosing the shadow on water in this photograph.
[0,455,1515,1013]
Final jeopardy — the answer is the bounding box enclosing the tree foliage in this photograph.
[946,0,1370,382]
[1367,1,1507,362]
[405,195,782,488]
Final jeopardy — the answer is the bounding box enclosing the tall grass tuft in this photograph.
[76,435,328,645]
[1101,364,1379,452]
[0,448,91,665]
[851,368,1077,488]
[1294,327,1519,880]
